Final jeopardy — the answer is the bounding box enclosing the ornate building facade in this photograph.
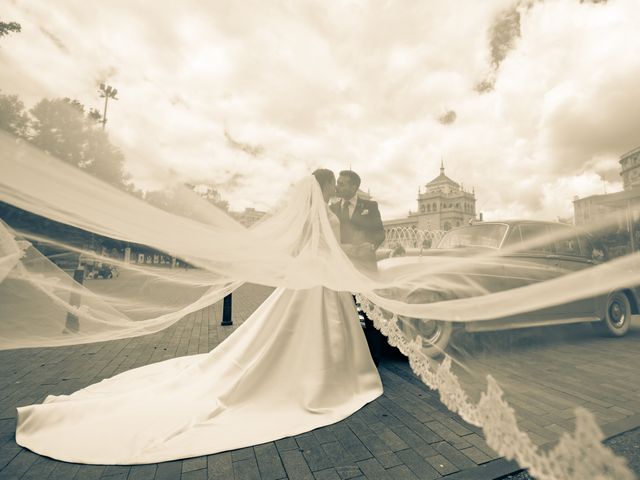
[573,146,640,228]
[230,207,267,227]
[383,163,477,234]
[620,146,640,190]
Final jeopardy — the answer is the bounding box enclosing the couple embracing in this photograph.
[313,168,386,366]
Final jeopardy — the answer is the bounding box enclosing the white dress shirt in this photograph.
[341,196,357,219]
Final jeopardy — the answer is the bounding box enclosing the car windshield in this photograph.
[437,224,508,249]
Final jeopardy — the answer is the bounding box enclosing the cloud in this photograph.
[437,110,457,125]
[1,0,638,221]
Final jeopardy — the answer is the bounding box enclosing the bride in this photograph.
[15,169,384,465]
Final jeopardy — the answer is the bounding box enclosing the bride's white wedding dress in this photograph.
[15,207,383,465]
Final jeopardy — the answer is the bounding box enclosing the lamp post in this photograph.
[98,83,118,130]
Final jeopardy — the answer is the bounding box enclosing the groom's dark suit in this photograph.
[331,196,386,365]
[330,197,385,272]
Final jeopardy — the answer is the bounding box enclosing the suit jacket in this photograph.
[331,197,385,272]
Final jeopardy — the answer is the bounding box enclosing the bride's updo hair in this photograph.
[312,168,335,189]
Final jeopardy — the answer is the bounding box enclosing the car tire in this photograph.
[400,317,453,357]
[420,320,453,357]
[595,291,631,337]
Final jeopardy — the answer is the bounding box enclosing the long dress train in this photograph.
[15,285,383,464]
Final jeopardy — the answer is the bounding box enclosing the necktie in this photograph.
[341,200,350,221]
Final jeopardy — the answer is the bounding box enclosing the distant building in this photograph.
[383,162,477,234]
[231,207,267,227]
[574,146,640,228]
[620,146,640,190]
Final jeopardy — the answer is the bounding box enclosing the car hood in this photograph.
[379,247,496,269]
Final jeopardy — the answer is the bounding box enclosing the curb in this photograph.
[438,413,640,480]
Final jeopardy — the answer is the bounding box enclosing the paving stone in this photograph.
[432,441,476,470]
[423,421,468,448]
[181,468,207,480]
[20,457,58,480]
[374,451,403,469]
[0,442,20,470]
[395,449,440,480]
[458,446,492,464]
[313,426,338,444]
[356,457,392,480]
[388,424,438,459]
[385,464,420,480]
[101,464,130,478]
[233,457,261,480]
[182,456,207,473]
[154,461,181,480]
[0,449,38,479]
[367,423,408,452]
[207,452,233,480]
[296,433,334,472]
[232,446,256,462]
[462,433,500,459]
[280,449,314,480]
[335,464,362,479]
[329,424,371,462]
[313,468,341,480]
[72,464,106,480]
[423,453,458,475]
[320,441,354,468]
[254,443,286,480]
[127,463,156,480]
[357,433,393,457]
[275,436,299,452]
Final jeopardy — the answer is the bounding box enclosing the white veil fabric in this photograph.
[1,131,639,479]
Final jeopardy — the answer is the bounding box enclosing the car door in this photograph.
[498,223,567,320]
[502,222,595,321]
[547,225,597,317]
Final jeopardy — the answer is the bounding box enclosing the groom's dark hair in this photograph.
[312,168,335,188]
[339,170,361,189]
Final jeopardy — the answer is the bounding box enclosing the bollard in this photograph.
[221,293,233,326]
[64,265,85,333]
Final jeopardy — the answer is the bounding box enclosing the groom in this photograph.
[331,170,385,366]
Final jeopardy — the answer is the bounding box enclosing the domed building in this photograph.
[383,162,477,233]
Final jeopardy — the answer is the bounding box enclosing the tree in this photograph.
[29,97,128,187]
[83,128,128,187]
[30,98,87,166]
[0,91,29,136]
[0,21,21,38]
[194,184,229,212]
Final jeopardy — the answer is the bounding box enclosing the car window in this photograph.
[554,231,582,256]
[502,226,523,249]
[579,235,606,261]
[519,224,554,253]
[437,224,507,249]
[545,225,584,257]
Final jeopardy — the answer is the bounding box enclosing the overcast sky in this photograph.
[2,0,639,220]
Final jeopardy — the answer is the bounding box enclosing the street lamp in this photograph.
[98,83,118,130]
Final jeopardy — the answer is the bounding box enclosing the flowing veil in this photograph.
[1,131,639,478]
[2,1,640,476]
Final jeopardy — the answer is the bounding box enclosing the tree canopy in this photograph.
[0,21,21,38]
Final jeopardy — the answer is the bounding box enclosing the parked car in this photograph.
[93,264,119,279]
[377,220,639,357]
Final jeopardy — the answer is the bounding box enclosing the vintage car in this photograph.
[377,220,639,357]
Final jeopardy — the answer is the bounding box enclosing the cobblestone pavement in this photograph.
[1,284,639,480]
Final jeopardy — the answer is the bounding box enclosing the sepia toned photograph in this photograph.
[1,1,639,479]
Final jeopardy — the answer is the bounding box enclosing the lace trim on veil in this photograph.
[355,294,634,480]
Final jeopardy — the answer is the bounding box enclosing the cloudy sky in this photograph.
[2,0,639,220]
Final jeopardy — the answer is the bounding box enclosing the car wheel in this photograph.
[595,291,631,337]
[400,317,453,357]
[419,319,453,357]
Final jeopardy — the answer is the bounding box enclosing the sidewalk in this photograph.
[1,284,638,480]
